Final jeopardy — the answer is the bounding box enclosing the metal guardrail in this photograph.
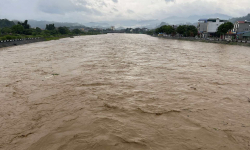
[0,37,40,43]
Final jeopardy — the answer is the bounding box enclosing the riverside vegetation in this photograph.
[144,22,250,47]
[0,19,102,41]
[146,22,234,38]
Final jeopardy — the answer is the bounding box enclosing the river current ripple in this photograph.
[0,34,250,150]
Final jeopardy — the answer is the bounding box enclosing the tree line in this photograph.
[0,19,102,41]
[153,25,198,37]
[147,22,234,38]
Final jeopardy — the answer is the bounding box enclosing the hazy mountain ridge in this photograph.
[0,19,15,28]
[82,13,232,29]
[162,13,232,25]
[229,14,250,23]
[3,13,236,30]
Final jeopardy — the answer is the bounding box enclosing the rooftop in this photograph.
[238,21,245,24]
[198,19,208,21]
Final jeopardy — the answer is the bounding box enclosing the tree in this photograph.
[50,29,59,35]
[46,24,55,30]
[186,25,198,37]
[176,25,198,37]
[11,24,24,34]
[18,20,30,29]
[155,25,175,35]
[0,27,12,34]
[58,27,70,34]
[43,30,51,37]
[161,25,175,34]
[36,27,42,33]
[155,28,160,34]
[72,29,81,34]
[217,22,234,35]
[176,25,186,35]
[155,26,164,33]
[23,29,33,35]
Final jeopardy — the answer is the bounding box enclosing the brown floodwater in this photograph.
[0,34,250,150]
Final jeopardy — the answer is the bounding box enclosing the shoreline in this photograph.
[0,34,103,49]
[153,35,250,47]
[2,34,250,49]
[0,36,74,49]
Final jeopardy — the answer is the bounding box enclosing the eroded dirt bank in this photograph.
[0,34,250,150]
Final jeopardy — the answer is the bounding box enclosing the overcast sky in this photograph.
[0,0,250,23]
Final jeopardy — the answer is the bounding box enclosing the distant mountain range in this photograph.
[162,13,232,25]
[81,13,232,29]
[9,13,250,30]
[82,20,160,29]
[229,13,250,23]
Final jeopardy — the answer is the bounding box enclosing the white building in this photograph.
[207,18,227,33]
[197,18,228,38]
[197,19,208,38]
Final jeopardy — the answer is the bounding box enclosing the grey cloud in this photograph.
[113,8,118,12]
[37,0,102,16]
[165,0,175,2]
[101,1,108,7]
[127,9,134,14]
[1,0,249,25]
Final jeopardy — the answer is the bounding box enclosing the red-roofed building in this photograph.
[231,20,250,40]
[232,21,250,33]
[237,21,245,24]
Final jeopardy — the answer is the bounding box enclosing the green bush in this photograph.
[12,36,17,40]
[16,36,22,39]
[5,35,14,40]
[0,37,6,41]
[32,32,37,36]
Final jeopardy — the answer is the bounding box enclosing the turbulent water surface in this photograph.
[0,34,250,150]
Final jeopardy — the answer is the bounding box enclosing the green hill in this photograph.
[0,19,16,28]
[229,14,250,23]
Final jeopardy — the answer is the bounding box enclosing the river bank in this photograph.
[0,36,76,48]
[0,34,104,48]
[0,38,45,48]
[153,35,250,47]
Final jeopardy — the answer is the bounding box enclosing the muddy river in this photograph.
[0,34,250,150]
